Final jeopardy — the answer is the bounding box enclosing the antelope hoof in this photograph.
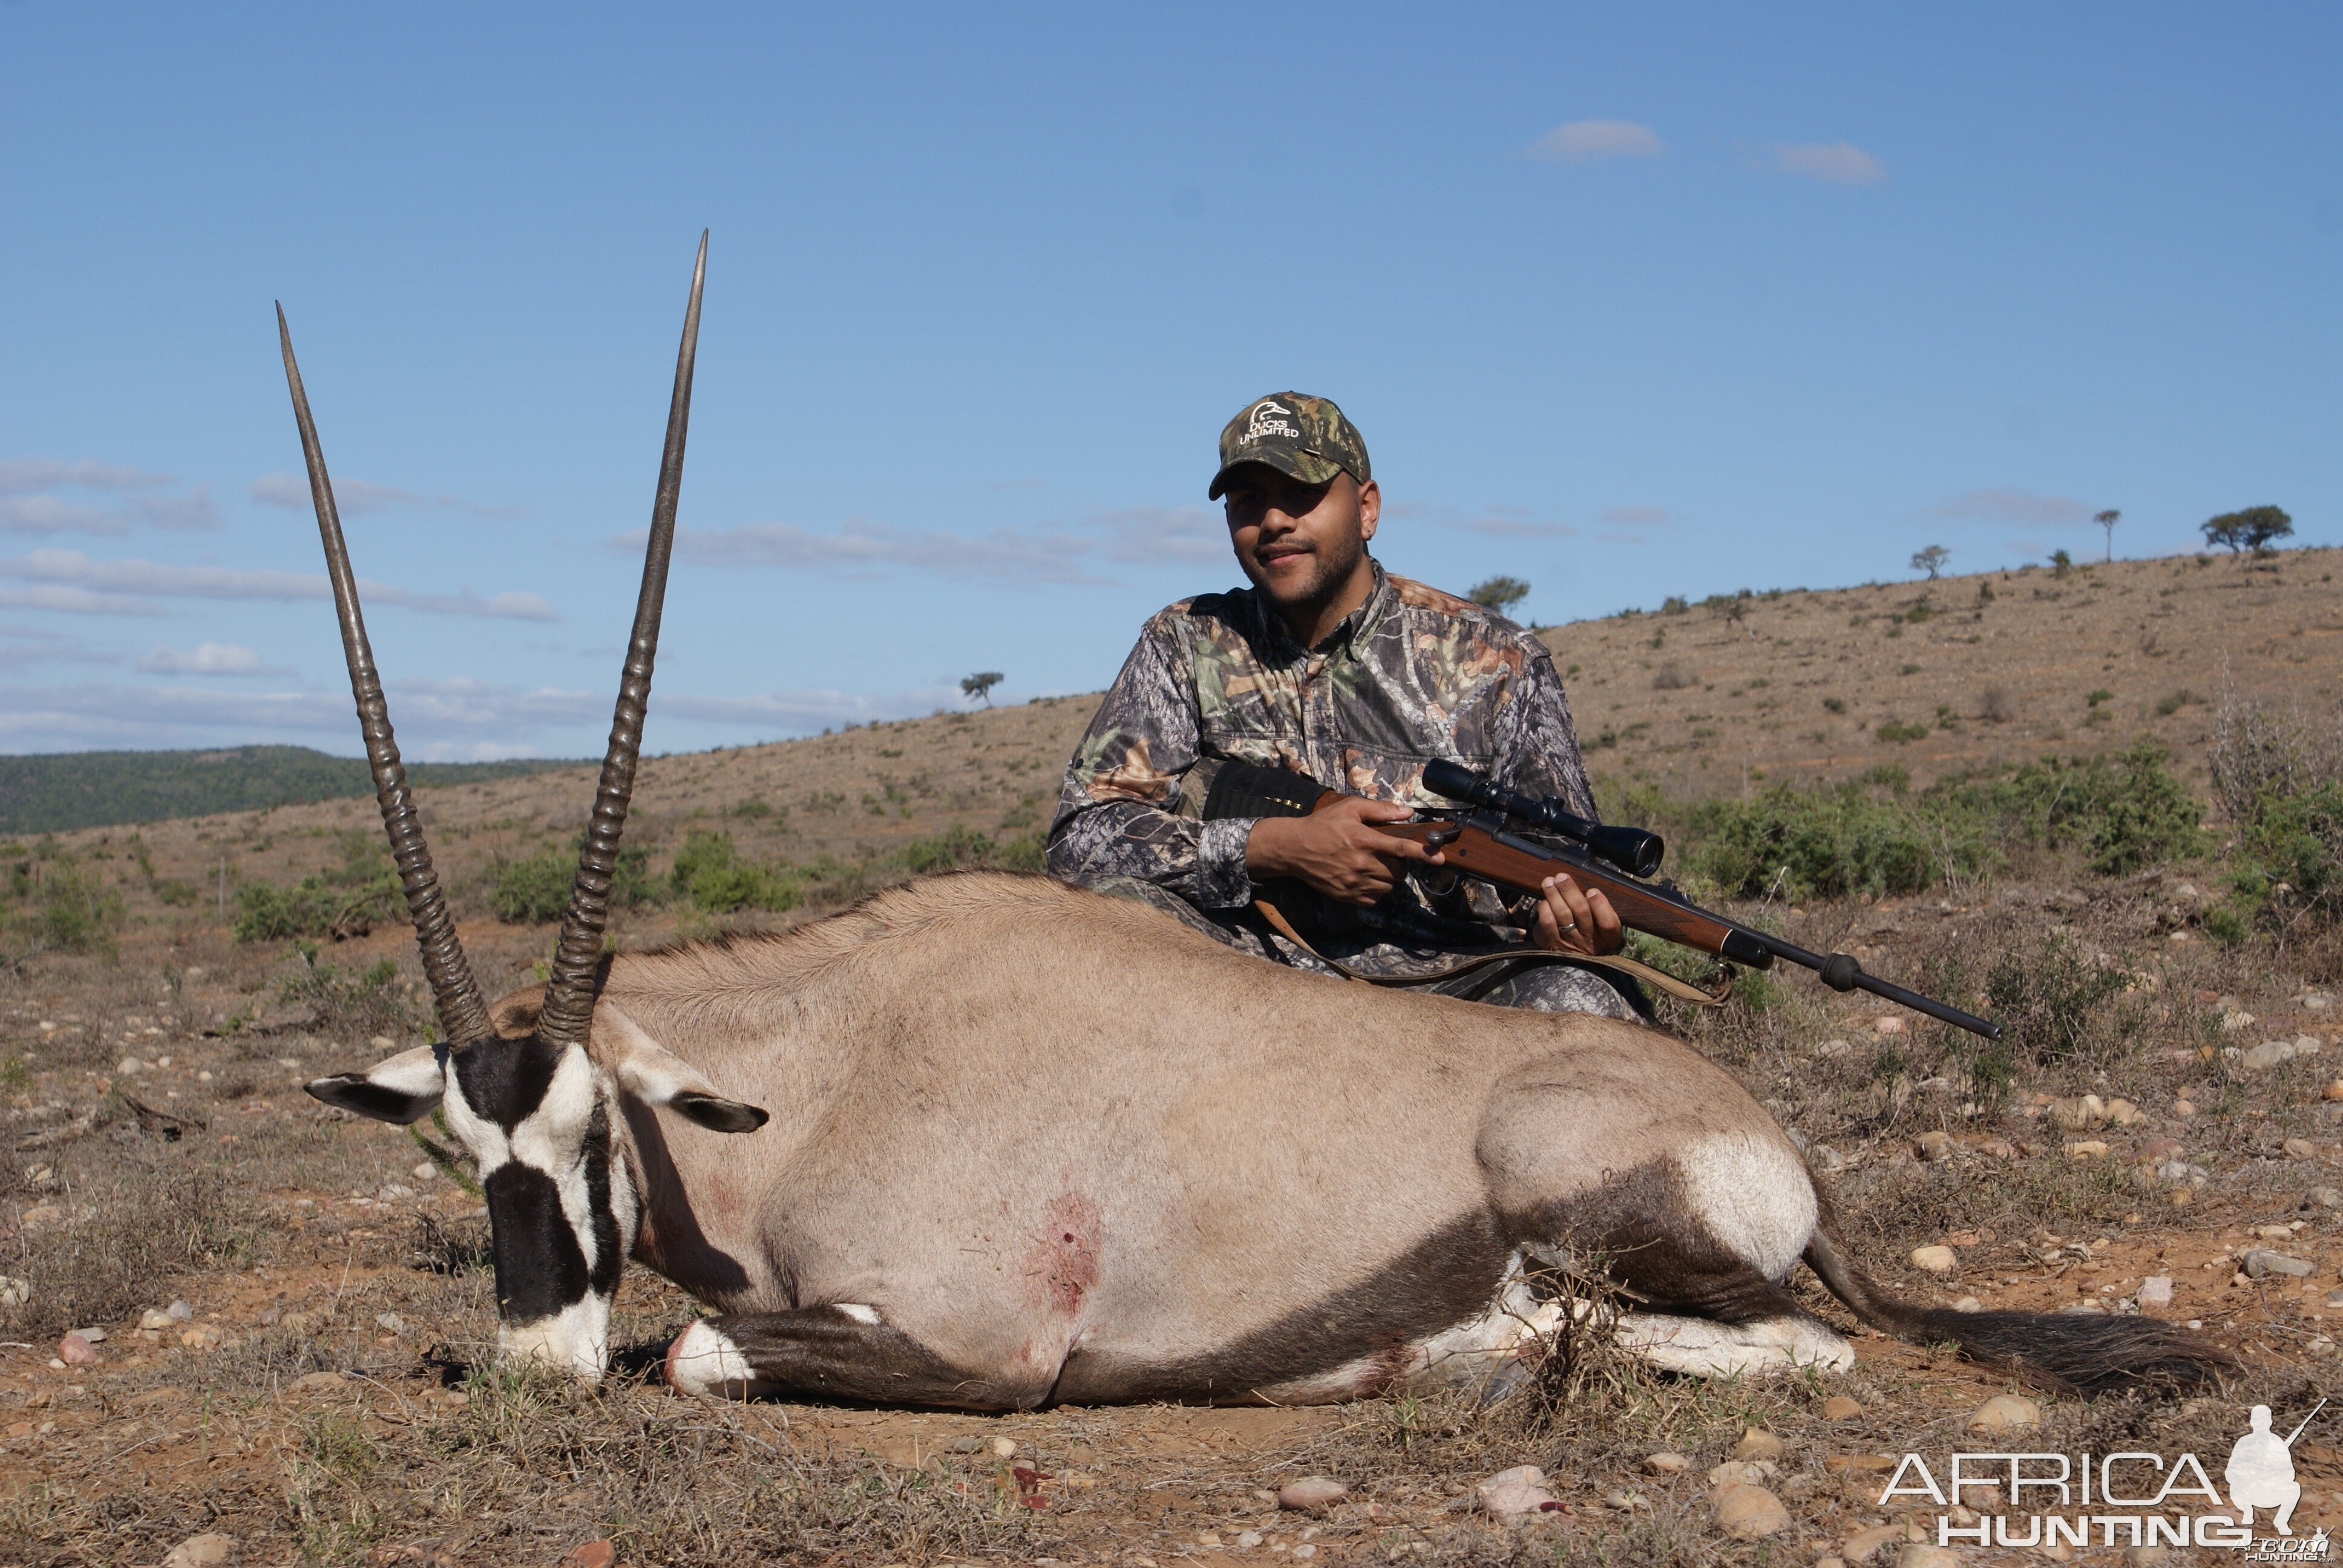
[665,1318,753,1396]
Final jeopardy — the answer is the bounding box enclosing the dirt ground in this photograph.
[4,547,2343,1565]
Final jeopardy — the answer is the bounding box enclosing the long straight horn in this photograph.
[536,232,706,1049]
[277,305,494,1047]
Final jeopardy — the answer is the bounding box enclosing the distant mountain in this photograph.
[0,746,581,835]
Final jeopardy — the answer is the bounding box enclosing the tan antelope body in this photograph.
[560,872,1820,1404]
[288,239,2228,1405]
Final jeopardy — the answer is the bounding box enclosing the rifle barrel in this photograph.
[1754,930,2003,1040]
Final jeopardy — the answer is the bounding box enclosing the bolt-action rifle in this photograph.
[1207,757,2000,1039]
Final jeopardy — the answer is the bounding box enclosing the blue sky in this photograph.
[1,4,2335,759]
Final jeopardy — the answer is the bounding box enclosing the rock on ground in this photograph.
[1708,1459,1778,1488]
[1910,1244,1957,1273]
[2244,1249,2313,1279]
[1729,1427,1784,1461]
[1712,1483,1789,1540]
[1477,1466,1559,1516]
[1897,1546,1962,1568]
[1843,1521,1928,1561]
[1967,1394,2042,1434]
[162,1535,234,1568]
[1822,1395,1862,1419]
[1277,1477,1348,1512]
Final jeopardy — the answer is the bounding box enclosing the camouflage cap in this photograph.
[1207,392,1371,500]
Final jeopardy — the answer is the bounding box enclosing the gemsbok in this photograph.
[292,237,2227,1406]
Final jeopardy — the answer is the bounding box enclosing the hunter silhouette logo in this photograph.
[2231,1400,2323,1539]
[1245,399,1300,440]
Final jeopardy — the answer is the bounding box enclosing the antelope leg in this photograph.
[663,1305,1033,1409]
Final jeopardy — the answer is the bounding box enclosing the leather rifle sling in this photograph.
[1248,895,1734,1007]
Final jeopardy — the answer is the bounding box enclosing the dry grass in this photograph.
[4,552,2343,1563]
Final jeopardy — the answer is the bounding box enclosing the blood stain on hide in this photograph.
[1022,1193,1101,1318]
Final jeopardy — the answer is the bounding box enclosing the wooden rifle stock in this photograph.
[1369,818,1775,969]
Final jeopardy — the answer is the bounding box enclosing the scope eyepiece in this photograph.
[1584,823,1666,880]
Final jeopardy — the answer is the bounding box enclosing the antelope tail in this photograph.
[1801,1197,2233,1395]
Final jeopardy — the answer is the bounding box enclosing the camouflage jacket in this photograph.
[1046,561,1601,970]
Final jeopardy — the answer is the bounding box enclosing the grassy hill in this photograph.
[0,745,580,835]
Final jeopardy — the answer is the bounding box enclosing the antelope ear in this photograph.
[600,1004,770,1135]
[306,1044,445,1125]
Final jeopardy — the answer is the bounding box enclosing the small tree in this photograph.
[1467,575,1530,615]
[2051,548,2073,578]
[1910,545,1950,581]
[2203,505,2293,555]
[960,671,1004,707]
[2095,508,2119,563]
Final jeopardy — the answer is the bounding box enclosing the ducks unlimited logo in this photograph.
[1878,1401,2329,1557]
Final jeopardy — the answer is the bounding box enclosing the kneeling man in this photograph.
[1046,392,1638,1019]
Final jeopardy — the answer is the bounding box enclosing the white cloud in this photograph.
[249,472,528,519]
[1765,142,1886,185]
[0,682,353,750]
[0,459,175,495]
[0,583,166,616]
[133,642,287,675]
[245,472,312,509]
[0,460,216,535]
[0,674,962,754]
[1084,506,1227,566]
[0,550,559,621]
[0,495,127,535]
[1527,120,1664,164]
[649,520,1112,585]
[129,488,219,530]
[1923,489,2094,526]
[1383,500,1576,538]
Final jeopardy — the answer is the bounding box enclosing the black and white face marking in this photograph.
[441,1035,632,1375]
[305,1006,770,1380]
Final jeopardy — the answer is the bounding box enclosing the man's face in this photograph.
[1222,465,1380,613]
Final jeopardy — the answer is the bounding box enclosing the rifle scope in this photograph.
[1421,759,1666,878]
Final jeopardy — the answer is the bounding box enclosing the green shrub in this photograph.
[490,843,657,924]
[1984,932,2128,1063]
[2203,903,2250,946]
[1613,740,2201,901]
[232,831,401,942]
[1948,740,2203,875]
[2228,780,2343,933]
[21,864,122,952]
[281,955,413,1039]
[1671,778,1984,900]
[489,853,574,924]
[894,825,1040,875]
[671,830,800,913]
[1875,720,1929,743]
[231,878,342,942]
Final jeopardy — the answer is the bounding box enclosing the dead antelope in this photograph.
[291,240,2227,1404]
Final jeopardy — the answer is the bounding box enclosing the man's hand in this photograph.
[1530,871,1624,956]
[1245,797,1441,906]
